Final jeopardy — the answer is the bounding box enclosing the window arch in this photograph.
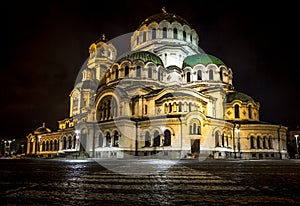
[63,137,67,149]
[148,67,152,78]
[197,70,202,80]
[143,31,146,42]
[152,28,156,39]
[268,136,272,149]
[215,131,220,147]
[113,131,119,147]
[98,133,103,147]
[219,69,223,81]
[183,31,186,41]
[263,136,267,148]
[136,66,141,77]
[163,27,167,38]
[169,103,172,113]
[54,140,58,151]
[248,105,252,119]
[186,72,191,82]
[163,129,171,146]
[250,136,255,149]
[179,102,182,112]
[106,132,111,147]
[46,141,49,151]
[145,131,151,147]
[98,95,118,121]
[42,141,45,151]
[234,105,240,118]
[209,70,214,80]
[68,136,72,149]
[153,130,160,147]
[125,66,129,77]
[115,68,119,79]
[257,136,261,148]
[173,28,178,39]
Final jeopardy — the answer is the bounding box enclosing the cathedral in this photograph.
[26,9,288,160]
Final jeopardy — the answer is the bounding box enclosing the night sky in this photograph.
[0,0,298,139]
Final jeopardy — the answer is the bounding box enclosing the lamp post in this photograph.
[294,134,299,159]
[8,140,12,157]
[236,127,240,158]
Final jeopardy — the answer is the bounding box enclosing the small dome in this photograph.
[183,53,226,68]
[34,123,51,135]
[138,9,191,29]
[117,51,164,66]
[226,91,254,103]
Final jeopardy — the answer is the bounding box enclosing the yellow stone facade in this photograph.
[26,10,287,160]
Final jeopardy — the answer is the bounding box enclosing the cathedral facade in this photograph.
[26,9,288,160]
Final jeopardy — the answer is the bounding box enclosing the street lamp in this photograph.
[8,140,12,157]
[294,134,299,159]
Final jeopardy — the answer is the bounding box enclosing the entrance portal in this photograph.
[191,139,200,154]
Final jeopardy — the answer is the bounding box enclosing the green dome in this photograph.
[226,91,254,103]
[117,51,164,66]
[183,54,226,68]
[139,11,191,29]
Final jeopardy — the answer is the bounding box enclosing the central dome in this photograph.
[138,9,191,29]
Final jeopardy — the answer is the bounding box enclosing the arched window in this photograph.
[98,95,118,121]
[219,69,223,81]
[221,134,225,147]
[215,131,219,147]
[46,141,49,151]
[163,27,167,38]
[152,28,156,39]
[113,131,119,147]
[68,136,72,149]
[163,129,171,146]
[63,137,66,149]
[248,105,252,119]
[250,136,255,149]
[164,103,168,114]
[197,70,202,80]
[234,105,240,118]
[263,136,267,148]
[189,102,192,112]
[136,66,141,77]
[193,123,197,134]
[179,102,182,112]
[54,140,58,151]
[50,140,53,151]
[136,36,139,45]
[42,141,45,151]
[190,34,192,43]
[148,67,152,78]
[158,69,161,81]
[197,126,201,135]
[98,133,103,147]
[115,68,119,79]
[190,125,193,134]
[209,70,214,80]
[153,131,160,147]
[257,136,261,148]
[187,72,191,82]
[73,135,76,149]
[169,103,172,113]
[125,66,129,77]
[143,31,146,42]
[173,28,178,39]
[145,132,151,147]
[106,132,111,147]
[268,137,272,149]
[183,31,186,41]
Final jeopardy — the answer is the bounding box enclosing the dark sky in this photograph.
[0,0,299,139]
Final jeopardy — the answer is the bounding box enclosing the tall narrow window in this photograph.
[219,69,223,81]
[173,28,178,39]
[190,125,193,134]
[193,123,197,134]
[148,67,152,78]
[215,131,219,147]
[190,34,192,43]
[143,31,146,42]
[257,136,261,149]
[183,31,186,41]
[136,66,141,77]
[152,28,156,39]
[136,36,139,45]
[153,131,160,147]
[221,134,225,147]
[209,70,214,80]
[158,69,161,81]
[197,126,201,135]
[263,136,266,148]
[145,132,151,147]
[98,133,103,147]
[106,132,111,147]
[163,130,171,146]
[234,105,240,118]
[125,66,129,77]
[113,131,119,147]
[187,72,191,82]
[145,105,148,114]
[268,137,272,149]
[169,103,172,113]
[197,70,202,80]
[248,105,252,119]
[179,102,182,112]
[189,103,192,112]
[250,136,255,149]
[163,27,167,38]
[115,68,118,79]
